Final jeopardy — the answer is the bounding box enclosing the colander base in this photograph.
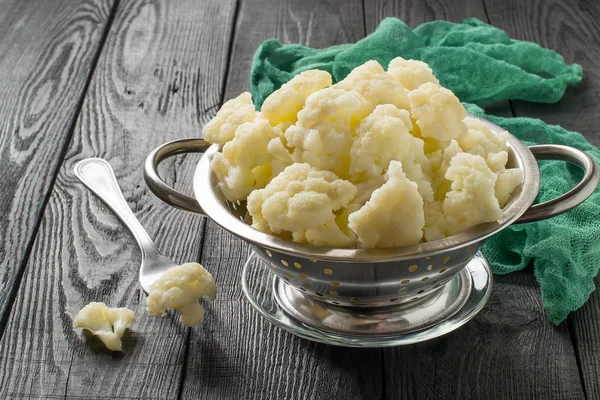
[242,252,493,347]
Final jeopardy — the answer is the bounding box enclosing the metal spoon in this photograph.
[73,158,177,293]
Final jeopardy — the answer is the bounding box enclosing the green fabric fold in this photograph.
[250,17,598,324]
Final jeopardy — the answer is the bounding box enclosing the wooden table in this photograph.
[0,0,599,398]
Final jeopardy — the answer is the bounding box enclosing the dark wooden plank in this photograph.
[482,0,600,397]
[0,0,116,335]
[0,0,238,398]
[180,0,384,399]
[484,0,600,147]
[367,1,586,399]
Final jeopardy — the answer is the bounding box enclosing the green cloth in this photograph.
[250,17,599,324]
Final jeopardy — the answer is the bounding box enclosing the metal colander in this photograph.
[144,116,597,310]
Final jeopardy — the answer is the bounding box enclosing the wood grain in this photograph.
[0,0,237,398]
[0,0,116,335]
[365,0,488,31]
[483,0,600,397]
[369,1,586,399]
[180,0,383,399]
[483,0,600,147]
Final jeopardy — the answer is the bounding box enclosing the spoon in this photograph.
[73,158,178,293]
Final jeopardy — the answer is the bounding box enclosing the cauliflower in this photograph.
[495,168,524,207]
[348,161,424,248]
[349,104,433,202]
[334,60,410,113]
[73,302,135,351]
[387,57,440,90]
[202,59,522,249]
[431,140,463,201]
[460,117,510,173]
[147,263,216,327]
[285,88,369,178]
[247,163,357,247]
[202,92,257,145]
[442,153,502,236]
[261,70,332,126]
[408,82,468,147]
[211,118,285,202]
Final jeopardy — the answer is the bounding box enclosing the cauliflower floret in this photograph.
[73,302,135,351]
[408,82,468,147]
[348,161,424,248]
[442,153,502,236]
[261,70,332,126]
[352,175,386,206]
[211,118,283,202]
[349,104,433,202]
[495,168,523,207]
[285,88,369,178]
[147,263,216,327]
[335,60,410,113]
[203,92,257,145]
[431,140,463,201]
[460,117,510,172]
[387,57,440,91]
[349,104,413,179]
[247,163,357,247]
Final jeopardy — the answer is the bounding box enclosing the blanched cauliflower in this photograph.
[349,104,433,202]
[495,168,524,207]
[202,92,256,145]
[201,58,523,249]
[408,82,468,147]
[73,302,135,351]
[285,88,369,178]
[247,163,357,247]
[334,60,410,113]
[442,153,502,236]
[348,161,424,248]
[387,57,440,90]
[147,263,216,327]
[261,70,332,126]
[461,117,510,173]
[211,118,287,202]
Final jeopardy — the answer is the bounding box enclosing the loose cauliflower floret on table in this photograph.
[334,60,410,113]
[202,92,256,145]
[442,153,503,236]
[247,163,357,247]
[387,57,440,91]
[261,70,332,126]
[409,82,468,147]
[147,262,216,327]
[285,88,369,179]
[348,161,425,248]
[73,302,135,351]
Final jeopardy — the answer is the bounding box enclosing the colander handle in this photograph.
[144,138,210,216]
[515,144,599,223]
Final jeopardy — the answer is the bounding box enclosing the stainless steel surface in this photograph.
[241,252,493,347]
[144,138,211,216]
[143,116,597,316]
[74,158,178,293]
[515,144,599,223]
[274,265,472,335]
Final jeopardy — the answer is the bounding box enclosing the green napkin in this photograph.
[250,17,599,324]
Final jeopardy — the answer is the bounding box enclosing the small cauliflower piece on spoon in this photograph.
[73,302,136,351]
[146,262,216,327]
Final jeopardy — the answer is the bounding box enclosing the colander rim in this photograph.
[194,115,540,262]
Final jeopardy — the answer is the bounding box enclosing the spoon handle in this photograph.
[73,158,158,258]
